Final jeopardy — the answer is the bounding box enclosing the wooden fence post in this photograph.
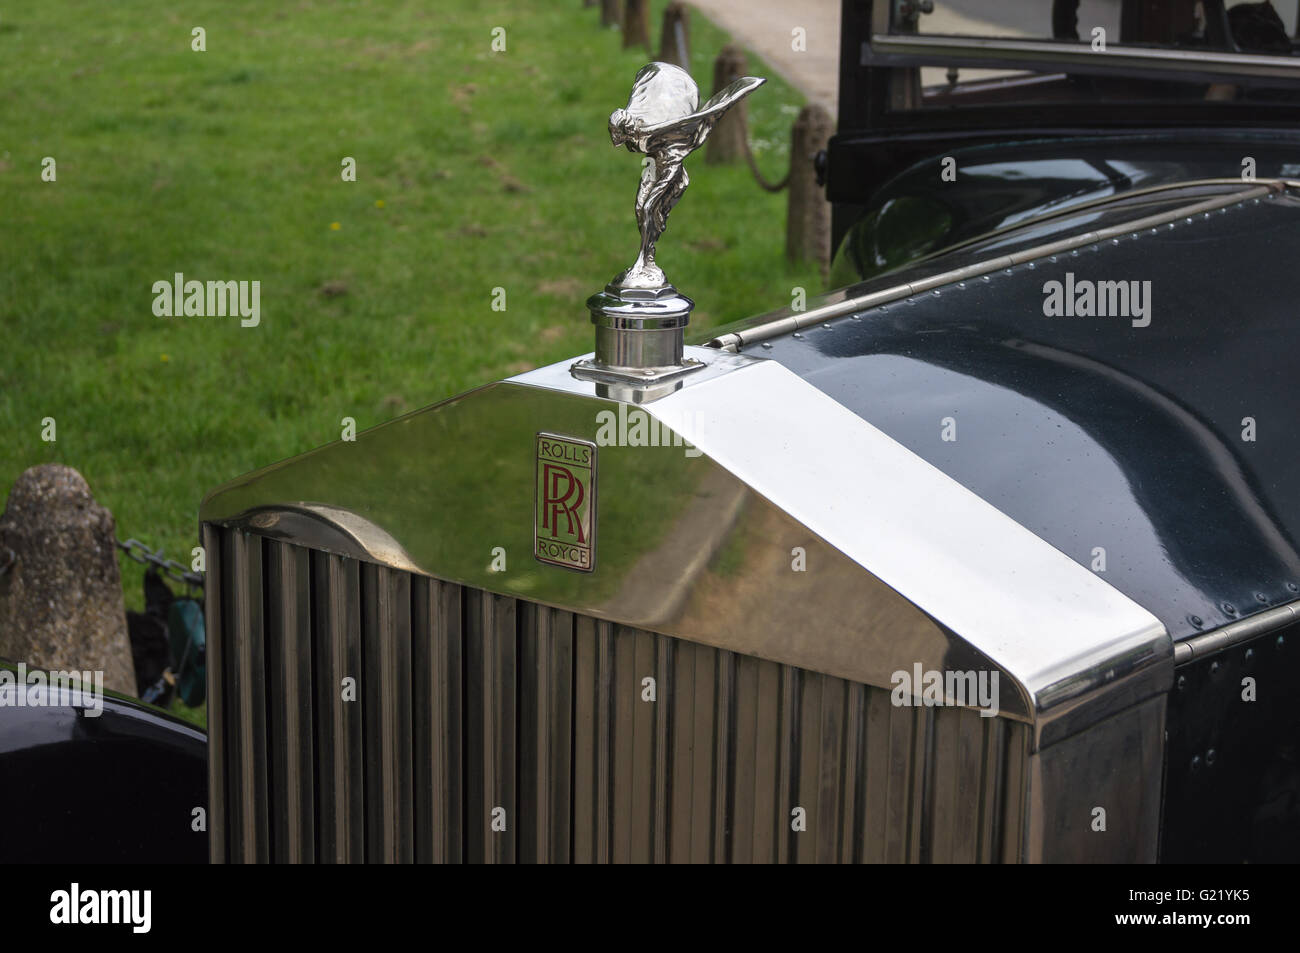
[623,0,651,51]
[657,2,690,71]
[705,45,749,165]
[785,103,835,272]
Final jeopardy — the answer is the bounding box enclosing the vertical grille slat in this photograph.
[907,708,931,863]
[464,590,517,863]
[927,706,961,862]
[953,707,986,863]
[205,523,1031,864]
[793,670,821,864]
[224,531,269,862]
[666,632,695,863]
[412,577,463,862]
[266,541,314,862]
[841,683,866,864]
[876,693,916,863]
[730,654,760,864]
[978,713,1006,863]
[517,604,572,863]
[776,664,799,864]
[594,621,614,862]
[712,649,735,864]
[813,675,848,864]
[362,565,414,862]
[651,638,672,865]
[751,658,784,863]
[312,551,364,863]
[202,525,226,864]
[571,613,598,863]
[687,641,718,863]
[611,625,638,863]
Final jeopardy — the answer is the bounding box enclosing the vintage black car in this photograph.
[8,0,1300,865]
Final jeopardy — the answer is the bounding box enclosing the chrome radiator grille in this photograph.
[204,525,1031,863]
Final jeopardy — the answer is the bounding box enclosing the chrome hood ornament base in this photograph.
[574,63,763,387]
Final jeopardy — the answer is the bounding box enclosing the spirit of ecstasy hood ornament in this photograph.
[609,62,765,290]
[573,63,764,388]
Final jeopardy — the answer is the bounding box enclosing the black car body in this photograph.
[0,661,208,863]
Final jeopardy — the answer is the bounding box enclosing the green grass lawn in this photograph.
[0,1,819,724]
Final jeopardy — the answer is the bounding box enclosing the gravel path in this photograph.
[686,0,841,112]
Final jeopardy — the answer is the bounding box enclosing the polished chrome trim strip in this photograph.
[1173,601,1300,664]
[708,181,1280,351]
[868,33,1300,83]
[645,359,1171,746]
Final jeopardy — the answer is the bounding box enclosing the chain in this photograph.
[116,538,204,590]
[742,133,790,193]
[0,539,202,588]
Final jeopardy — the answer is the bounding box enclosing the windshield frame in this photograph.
[867,33,1300,87]
[841,0,1300,134]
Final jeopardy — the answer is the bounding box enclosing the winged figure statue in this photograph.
[607,63,765,290]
